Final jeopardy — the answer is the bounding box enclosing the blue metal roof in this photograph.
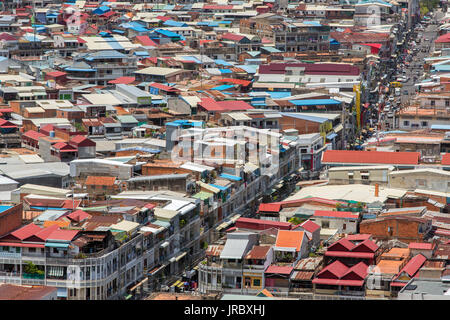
[210,184,229,191]
[163,20,188,27]
[219,173,242,181]
[431,124,450,130]
[215,59,233,66]
[267,91,292,99]
[211,84,234,91]
[326,132,338,140]
[154,29,181,38]
[219,69,232,74]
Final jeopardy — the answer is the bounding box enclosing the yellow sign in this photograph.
[353,84,361,130]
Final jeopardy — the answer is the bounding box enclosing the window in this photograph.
[431,100,435,106]
[343,223,346,230]
[321,220,330,228]
[29,248,36,253]
[421,121,428,127]
[388,226,393,236]
[253,278,261,287]
[446,100,449,107]
[416,179,427,187]
[403,120,410,126]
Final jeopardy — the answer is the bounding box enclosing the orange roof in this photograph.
[375,259,405,275]
[275,230,304,252]
[43,220,71,228]
[381,248,410,259]
[85,176,116,186]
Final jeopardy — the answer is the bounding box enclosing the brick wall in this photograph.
[0,203,23,238]
[279,116,320,134]
[360,218,424,243]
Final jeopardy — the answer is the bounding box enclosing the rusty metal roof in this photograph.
[294,256,323,271]
[206,245,224,257]
[291,271,315,281]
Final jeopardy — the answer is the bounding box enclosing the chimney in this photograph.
[375,183,379,197]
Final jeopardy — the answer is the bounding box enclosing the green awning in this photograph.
[45,242,69,248]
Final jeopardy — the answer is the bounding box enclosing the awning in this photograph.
[45,242,70,248]
[326,132,338,140]
[160,241,170,248]
[175,251,187,261]
[57,287,67,298]
[49,266,64,277]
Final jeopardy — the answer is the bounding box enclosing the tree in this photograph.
[288,216,303,225]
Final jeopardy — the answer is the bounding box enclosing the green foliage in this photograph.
[288,216,303,225]
[23,261,44,275]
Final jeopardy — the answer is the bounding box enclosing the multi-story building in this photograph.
[274,21,330,53]
[62,50,137,86]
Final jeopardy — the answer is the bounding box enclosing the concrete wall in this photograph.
[389,171,450,192]
[310,216,358,234]
[329,167,390,186]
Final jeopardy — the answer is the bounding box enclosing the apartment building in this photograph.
[63,50,137,86]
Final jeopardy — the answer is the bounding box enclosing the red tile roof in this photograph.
[136,35,158,47]
[327,237,355,252]
[435,33,450,43]
[346,234,372,241]
[108,76,136,85]
[352,239,379,253]
[313,210,359,219]
[400,254,427,277]
[299,220,320,233]
[221,32,245,42]
[317,260,349,279]
[47,229,79,242]
[342,261,369,280]
[236,217,292,231]
[219,78,252,86]
[6,223,41,241]
[23,130,46,141]
[149,82,180,92]
[46,71,67,77]
[258,203,281,213]
[265,265,294,275]
[441,153,450,165]
[322,150,420,165]
[408,242,433,250]
[67,210,91,223]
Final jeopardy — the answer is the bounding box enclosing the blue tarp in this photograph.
[219,173,242,181]
[163,20,188,27]
[219,69,232,74]
[326,132,338,140]
[211,84,234,91]
[215,59,233,66]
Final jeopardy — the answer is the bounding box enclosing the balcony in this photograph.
[0,251,21,259]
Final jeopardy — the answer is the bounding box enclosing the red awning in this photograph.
[325,251,375,259]
[0,242,45,248]
[312,278,364,286]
